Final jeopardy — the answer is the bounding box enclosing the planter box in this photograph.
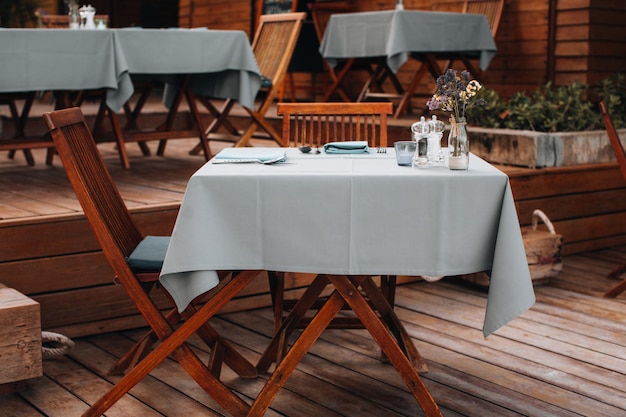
[469,126,626,168]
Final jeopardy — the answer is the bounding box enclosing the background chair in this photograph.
[43,107,260,417]
[196,12,305,150]
[257,101,427,373]
[599,101,626,298]
[278,101,392,148]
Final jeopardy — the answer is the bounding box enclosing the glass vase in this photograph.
[447,117,469,170]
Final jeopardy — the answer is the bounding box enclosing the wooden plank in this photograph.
[33,284,171,329]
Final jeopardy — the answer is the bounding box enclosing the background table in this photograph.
[0,28,261,167]
[319,10,497,116]
[161,149,534,337]
[0,28,261,111]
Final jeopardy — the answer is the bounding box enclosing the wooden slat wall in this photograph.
[178,0,626,100]
[554,0,626,86]
[508,163,626,255]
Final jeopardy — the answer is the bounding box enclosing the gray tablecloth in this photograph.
[160,148,535,337]
[320,10,497,72]
[0,28,261,111]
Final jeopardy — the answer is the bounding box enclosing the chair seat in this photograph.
[260,74,273,89]
[125,235,170,272]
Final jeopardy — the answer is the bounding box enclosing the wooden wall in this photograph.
[178,0,626,101]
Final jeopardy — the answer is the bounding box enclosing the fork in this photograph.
[377,146,387,154]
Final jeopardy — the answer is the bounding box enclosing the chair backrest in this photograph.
[40,14,109,28]
[277,102,393,148]
[462,0,504,35]
[252,12,306,91]
[308,1,353,44]
[599,101,626,181]
[42,107,143,269]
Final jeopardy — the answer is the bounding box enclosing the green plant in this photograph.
[596,73,626,129]
[464,74,626,132]
[0,0,49,28]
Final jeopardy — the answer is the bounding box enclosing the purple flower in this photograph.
[427,69,486,121]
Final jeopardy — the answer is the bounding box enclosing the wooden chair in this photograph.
[257,101,428,373]
[43,107,261,417]
[449,0,505,76]
[196,12,305,149]
[278,101,392,148]
[395,0,504,118]
[599,101,626,298]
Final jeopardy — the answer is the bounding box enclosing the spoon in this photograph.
[298,146,311,154]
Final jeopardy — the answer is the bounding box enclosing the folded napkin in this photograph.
[212,148,287,163]
[323,141,369,154]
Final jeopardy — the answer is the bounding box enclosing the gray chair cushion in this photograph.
[126,235,170,272]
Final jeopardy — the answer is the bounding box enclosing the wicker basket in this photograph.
[460,209,562,287]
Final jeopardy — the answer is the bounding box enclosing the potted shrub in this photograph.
[458,73,626,168]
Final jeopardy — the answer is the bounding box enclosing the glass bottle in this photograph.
[448,117,469,170]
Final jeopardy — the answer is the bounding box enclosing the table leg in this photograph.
[252,275,442,416]
[322,58,356,102]
[256,273,332,373]
[360,277,429,373]
[248,290,347,416]
[328,275,442,416]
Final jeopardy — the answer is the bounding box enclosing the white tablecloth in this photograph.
[320,10,497,72]
[161,148,535,337]
[0,28,261,111]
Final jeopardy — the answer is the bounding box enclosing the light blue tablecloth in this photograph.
[0,28,261,111]
[320,10,497,72]
[161,149,535,337]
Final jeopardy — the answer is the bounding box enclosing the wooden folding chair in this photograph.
[278,101,392,148]
[43,107,261,417]
[256,101,428,374]
[599,101,626,298]
[196,13,305,150]
[395,0,504,118]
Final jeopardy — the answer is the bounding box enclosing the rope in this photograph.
[41,331,75,360]
[531,209,556,234]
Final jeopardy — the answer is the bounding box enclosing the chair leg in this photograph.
[83,270,260,417]
[328,276,442,417]
[109,304,257,379]
[234,107,282,148]
[257,274,331,373]
[604,263,626,298]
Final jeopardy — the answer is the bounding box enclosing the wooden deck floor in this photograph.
[1,247,625,417]
[1,100,626,416]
